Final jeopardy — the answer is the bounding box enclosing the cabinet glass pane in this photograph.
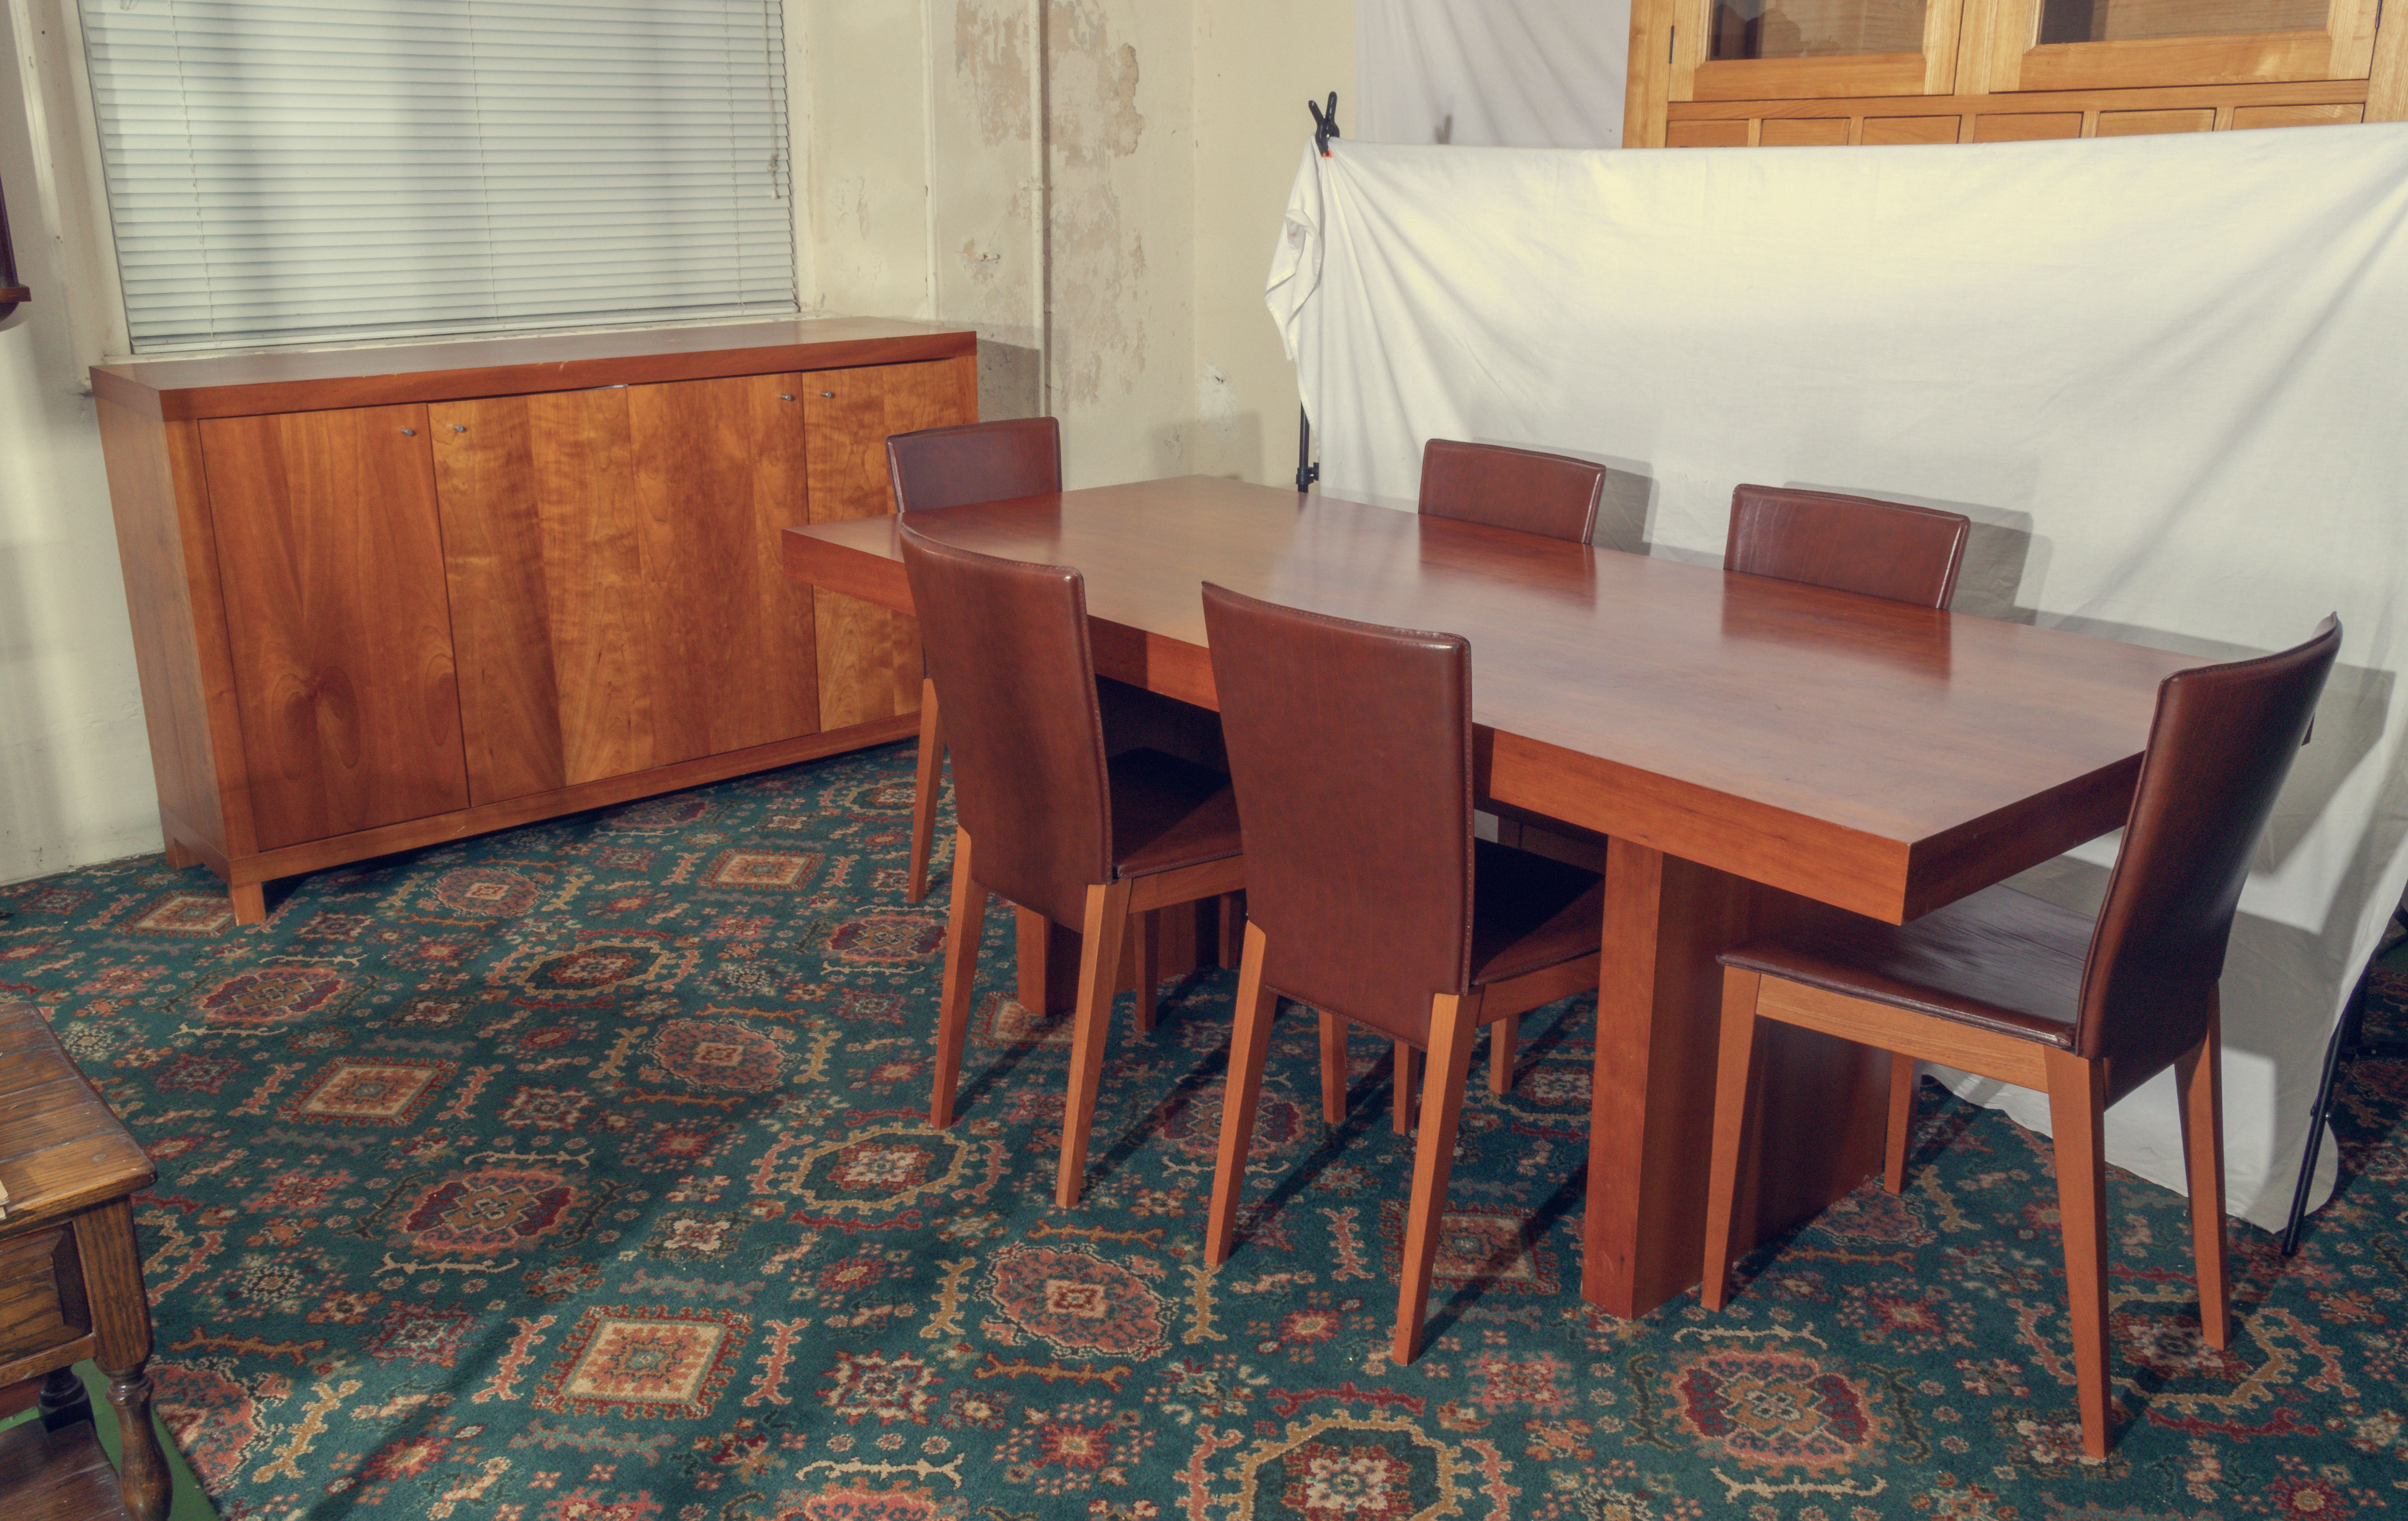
[2035,0,2327,44]
[1710,1,1927,62]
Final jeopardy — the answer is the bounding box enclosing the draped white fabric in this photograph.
[1267,130,2408,1230]
[1357,0,1629,149]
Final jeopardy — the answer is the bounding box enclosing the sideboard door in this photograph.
[803,357,980,730]
[431,373,818,804]
[199,404,471,851]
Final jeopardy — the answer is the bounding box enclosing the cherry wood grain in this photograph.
[95,401,249,864]
[805,357,978,730]
[433,374,819,803]
[98,324,971,924]
[784,477,2197,924]
[222,712,918,896]
[200,404,470,851]
[784,475,2200,1317]
[90,316,975,422]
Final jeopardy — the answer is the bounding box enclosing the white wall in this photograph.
[0,0,1358,887]
[0,0,157,884]
[1194,0,1355,485]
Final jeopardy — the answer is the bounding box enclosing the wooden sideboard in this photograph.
[93,318,977,924]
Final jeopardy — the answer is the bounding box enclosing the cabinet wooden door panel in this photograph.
[433,374,817,804]
[1678,0,1963,101]
[200,405,469,851]
[804,357,979,730]
[1975,0,2379,92]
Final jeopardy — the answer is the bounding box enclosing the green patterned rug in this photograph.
[2,740,2403,1520]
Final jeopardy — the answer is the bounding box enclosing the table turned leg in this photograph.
[76,1199,171,1521]
[36,1366,91,1431]
[1581,840,1888,1317]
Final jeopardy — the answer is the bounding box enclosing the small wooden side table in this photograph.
[0,1002,167,1521]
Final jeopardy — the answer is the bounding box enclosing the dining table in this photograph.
[781,474,2206,1318]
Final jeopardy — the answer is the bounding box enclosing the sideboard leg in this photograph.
[229,881,267,925]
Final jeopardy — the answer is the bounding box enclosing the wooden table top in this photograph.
[784,475,2204,923]
[0,1004,155,1234]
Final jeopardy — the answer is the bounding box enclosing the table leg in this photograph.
[1581,839,1887,1318]
[1017,902,1218,1018]
[1017,908,1083,1016]
[76,1199,170,1521]
[36,1366,90,1431]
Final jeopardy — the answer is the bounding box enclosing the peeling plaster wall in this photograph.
[1044,0,1194,487]
[932,0,1043,419]
[802,0,1349,488]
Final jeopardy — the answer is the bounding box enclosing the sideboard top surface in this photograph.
[91,316,978,421]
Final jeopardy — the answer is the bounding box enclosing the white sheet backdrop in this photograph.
[1267,129,2408,1231]
[1358,0,1630,148]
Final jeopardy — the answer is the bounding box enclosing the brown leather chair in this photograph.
[885,417,1064,904]
[1725,484,1971,608]
[1419,438,1608,544]
[901,524,1243,1208]
[1701,616,2342,1458]
[1416,438,1610,1101]
[1198,581,1605,1364]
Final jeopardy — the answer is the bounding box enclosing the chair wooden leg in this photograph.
[1699,968,1766,1311]
[929,829,987,1129]
[1207,923,1278,1265]
[1884,1053,1918,1195]
[2045,1045,2115,1459]
[1134,909,1160,1033]
[907,678,944,904]
[1394,991,1479,1365]
[2174,1003,2230,1351]
[1488,1013,1519,1097]
[1057,880,1134,1208]
[1318,1011,1348,1124]
[1392,1041,1418,1134]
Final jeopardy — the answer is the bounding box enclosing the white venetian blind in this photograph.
[77,0,797,352]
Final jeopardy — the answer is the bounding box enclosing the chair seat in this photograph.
[1109,748,1242,878]
[1469,839,1605,987]
[1719,883,2088,1049]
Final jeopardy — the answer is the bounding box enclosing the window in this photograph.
[77,0,796,352]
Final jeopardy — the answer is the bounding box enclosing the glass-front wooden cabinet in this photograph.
[1682,0,1960,100]
[1978,0,2378,91]
[1635,0,2401,146]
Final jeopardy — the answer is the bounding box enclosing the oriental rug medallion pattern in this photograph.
[3,741,2405,1520]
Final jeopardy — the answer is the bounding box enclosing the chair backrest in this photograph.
[898,525,1111,928]
[1725,485,1971,608]
[1201,582,1475,1046]
[1418,439,1607,545]
[2078,616,2341,1086]
[887,417,1063,514]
